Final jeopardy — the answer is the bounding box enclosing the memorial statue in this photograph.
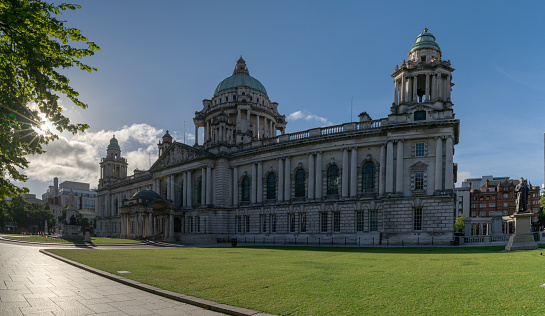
[514,177,529,213]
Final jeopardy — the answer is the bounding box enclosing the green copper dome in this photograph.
[410,28,441,52]
[213,57,268,97]
[107,135,120,151]
[132,190,162,201]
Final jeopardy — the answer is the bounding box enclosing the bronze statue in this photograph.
[515,177,529,213]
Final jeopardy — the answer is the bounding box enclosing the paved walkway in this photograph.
[0,241,225,316]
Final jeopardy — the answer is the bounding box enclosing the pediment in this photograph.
[150,142,212,171]
[410,161,428,170]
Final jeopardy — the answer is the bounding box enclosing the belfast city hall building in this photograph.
[96,29,460,245]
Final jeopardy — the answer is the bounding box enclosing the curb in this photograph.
[40,249,275,316]
[0,236,148,247]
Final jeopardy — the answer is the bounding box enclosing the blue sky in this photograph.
[17,0,545,196]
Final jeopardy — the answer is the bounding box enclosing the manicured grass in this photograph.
[49,246,545,315]
[5,235,142,244]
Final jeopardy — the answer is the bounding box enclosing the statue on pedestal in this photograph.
[515,178,529,213]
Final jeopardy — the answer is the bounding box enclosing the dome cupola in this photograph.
[107,135,120,151]
[410,28,441,53]
[213,57,268,97]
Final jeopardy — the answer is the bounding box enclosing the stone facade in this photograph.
[96,29,460,245]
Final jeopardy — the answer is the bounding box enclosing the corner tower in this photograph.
[99,135,128,184]
[390,28,455,123]
[193,57,287,148]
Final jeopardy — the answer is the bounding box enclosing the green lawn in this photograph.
[4,235,142,244]
[48,246,545,315]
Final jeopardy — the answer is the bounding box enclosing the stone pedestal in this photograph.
[505,213,537,251]
[83,231,91,242]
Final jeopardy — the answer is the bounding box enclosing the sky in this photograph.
[14,0,545,197]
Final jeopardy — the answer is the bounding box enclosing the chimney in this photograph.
[54,177,58,197]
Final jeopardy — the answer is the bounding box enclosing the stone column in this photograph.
[315,152,323,199]
[246,109,251,133]
[164,215,169,239]
[263,117,268,139]
[431,74,436,100]
[308,153,315,200]
[257,162,263,203]
[435,137,443,192]
[237,109,241,130]
[251,163,257,204]
[256,115,260,139]
[350,148,358,197]
[136,213,141,238]
[278,158,284,201]
[201,167,206,205]
[425,74,430,101]
[148,213,152,238]
[386,141,394,193]
[396,140,404,194]
[194,125,199,145]
[437,73,442,100]
[342,149,349,198]
[394,79,398,105]
[233,166,239,206]
[284,157,291,201]
[401,76,406,103]
[445,136,454,190]
[120,213,125,237]
[379,144,386,195]
[206,165,212,205]
[187,171,192,207]
[446,75,451,100]
[412,76,418,103]
[182,173,187,207]
[169,213,174,240]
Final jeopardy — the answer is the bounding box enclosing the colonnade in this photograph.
[120,211,175,240]
[394,72,451,105]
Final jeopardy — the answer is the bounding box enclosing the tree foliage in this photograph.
[538,196,545,228]
[0,0,99,199]
[0,196,53,232]
[454,214,465,233]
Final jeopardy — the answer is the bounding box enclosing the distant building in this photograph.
[22,194,45,204]
[460,175,541,236]
[42,177,97,225]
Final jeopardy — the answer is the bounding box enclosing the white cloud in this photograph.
[456,170,474,188]
[287,110,333,126]
[22,123,169,189]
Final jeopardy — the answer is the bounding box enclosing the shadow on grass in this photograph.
[225,244,544,254]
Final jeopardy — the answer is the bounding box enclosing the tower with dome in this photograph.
[96,29,460,245]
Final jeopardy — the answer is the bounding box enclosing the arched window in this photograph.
[266,173,276,200]
[241,177,250,202]
[362,162,376,193]
[327,165,339,195]
[295,169,306,197]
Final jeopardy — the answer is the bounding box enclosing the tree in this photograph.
[0,0,99,199]
[538,196,545,229]
[454,214,465,234]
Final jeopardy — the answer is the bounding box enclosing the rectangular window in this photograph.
[333,212,341,232]
[245,215,250,233]
[414,172,424,190]
[300,213,307,233]
[356,211,364,232]
[196,216,200,233]
[260,215,267,233]
[237,216,242,233]
[480,211,486,217]
[190,217,194,233]
[320,212,328,233]
[489,203,495,208]
[270,214,276,233]
[415,142,425,157]
[413,207,422,231]
[289,214,296,233]
[369,210,378,232]
[480,203,486,208]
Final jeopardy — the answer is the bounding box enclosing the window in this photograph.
[480,203,486,208]
[260,215,267,233]
[300,213,307,232]
[480,211,486,217]
[270,214,277,233]
[503,194,508,198]
[289,214,296,232]
[489,203,495,208]
[421,56,426,62]
[356,211,364,231]
[414,172,424,190]
[413,207,422,231]
[190,217,194,233]
[333,212,340,232]
[196,216,200,232]
[369,211,378,231]
[197,177,202,204]
[327,165,339,195]
[415,142,425,157]
[245,215,250,233]
[295,169,306,197]
[503,202,508,207]
[362,163,376,193]
[233,95,236,101]
[266,173,276,200]
[414,111,426,121]
[320,212,328,233]
[241,177,250,202]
